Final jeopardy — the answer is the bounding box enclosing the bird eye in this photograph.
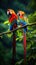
[19,14,20,16]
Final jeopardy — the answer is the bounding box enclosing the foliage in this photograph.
[0,0,36,65]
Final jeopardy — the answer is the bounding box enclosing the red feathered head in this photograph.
[7,9,18,23]
[17,11,25,18]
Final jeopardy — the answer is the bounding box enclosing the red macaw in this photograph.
[17,11,27,63]
[7,9,18,30]
[7,9,18,65]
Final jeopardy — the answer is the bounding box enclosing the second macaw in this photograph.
[17,11,28,63]
[17,11,27,33]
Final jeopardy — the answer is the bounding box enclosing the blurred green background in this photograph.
[0,0,36,65]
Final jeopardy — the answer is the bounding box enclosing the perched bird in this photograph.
[7,9,18,30]
[17,11,28,63]
[7,9,18,65]
[17,11,28,32]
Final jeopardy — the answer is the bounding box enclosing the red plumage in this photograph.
[9,13,17,23]
[23,33,26,64]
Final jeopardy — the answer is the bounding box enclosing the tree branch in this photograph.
[0,22,36,36]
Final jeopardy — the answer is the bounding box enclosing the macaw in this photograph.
[7,9,18,65]
[17,11,28,33]
[17,11,28,63]
[7,9,18,30]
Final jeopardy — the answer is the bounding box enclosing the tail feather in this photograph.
[23,33,26,62]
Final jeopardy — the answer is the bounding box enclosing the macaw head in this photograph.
[17,11,25,19]
[17,11,28,22]
[7,9,16,15]
[7,9,18,22]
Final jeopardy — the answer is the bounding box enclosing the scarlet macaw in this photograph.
[17,11,27,32]
[7,9,18,30]
[7,9,18,65]
[17,11,28,63]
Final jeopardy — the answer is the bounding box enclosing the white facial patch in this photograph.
[7,11,9,15]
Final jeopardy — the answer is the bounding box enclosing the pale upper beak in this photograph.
[7,11,9,15]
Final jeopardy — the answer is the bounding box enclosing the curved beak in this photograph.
[20,15,23,18]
